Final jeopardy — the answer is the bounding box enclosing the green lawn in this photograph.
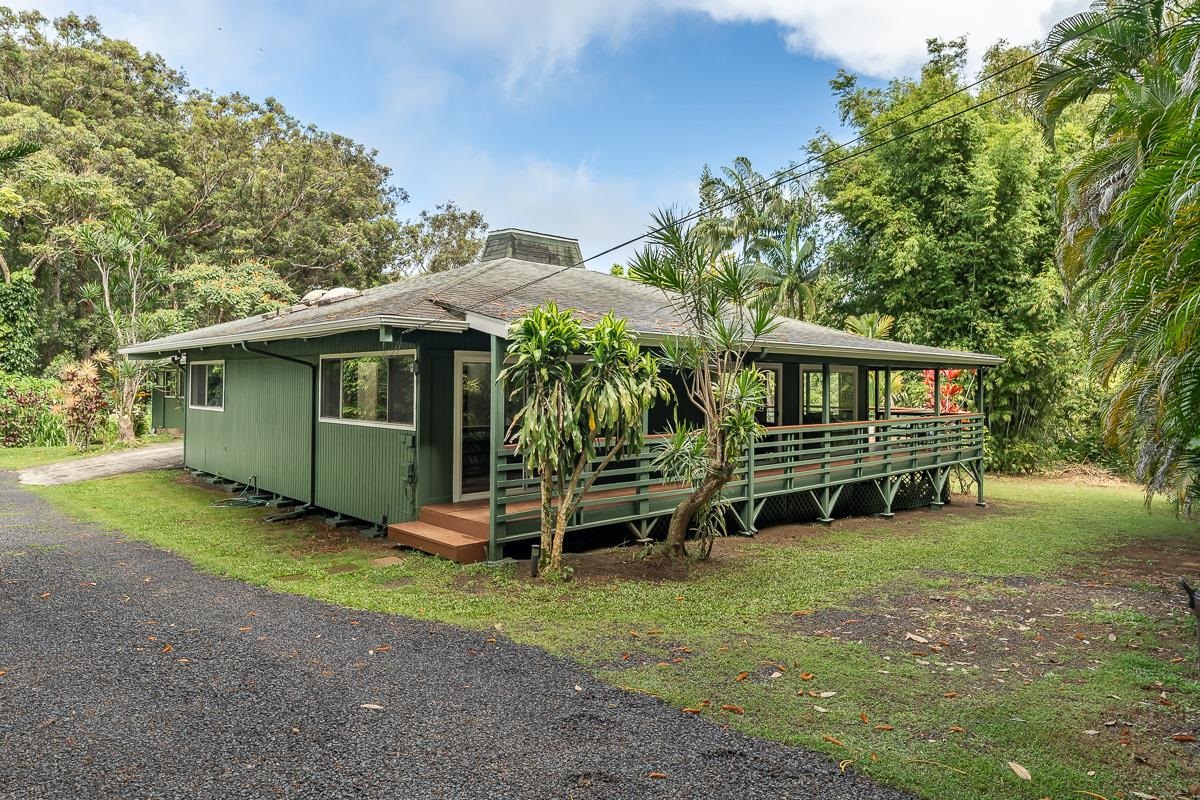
[35,472,1200,799]
[0,435,177,471]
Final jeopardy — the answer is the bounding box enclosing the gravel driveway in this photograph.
[0,474,912,800]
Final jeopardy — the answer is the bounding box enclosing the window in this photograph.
[320,352,415,428]
[756,363,782,426]
[802,366,857,422]
[157,369,180,399]
[189,362,224,410]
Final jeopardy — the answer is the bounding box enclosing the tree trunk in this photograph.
[116,374,139,444]
[549,505,571,576]
[664,462,733,558]
[538,470,554,567]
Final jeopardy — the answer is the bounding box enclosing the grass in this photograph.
[0,434,177,471]
[34,472,1200,799]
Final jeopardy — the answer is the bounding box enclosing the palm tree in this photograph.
[844,311,895,339]
[758,213,818,319]
[698,156,787,258]
[1034,0,1200,509]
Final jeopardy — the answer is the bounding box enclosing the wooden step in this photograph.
[418,504,489,539]
[387,520,487,564]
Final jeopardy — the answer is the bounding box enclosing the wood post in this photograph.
[975,367,987,508]
[487,334,504,561]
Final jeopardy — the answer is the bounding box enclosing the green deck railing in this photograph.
[491,413,985,546]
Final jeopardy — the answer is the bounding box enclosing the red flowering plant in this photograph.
[922,368,967,414]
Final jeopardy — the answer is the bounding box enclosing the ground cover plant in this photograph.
[30,469,1200,800]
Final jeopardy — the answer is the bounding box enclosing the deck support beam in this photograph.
[929,466,950,509]
[811,484,844,525]
[874,476,899,518]
[975,368,987,508]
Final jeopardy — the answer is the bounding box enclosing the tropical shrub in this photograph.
[0,372,65,447]
[501,303,669,577]
[58,354,111,449]
[0,270,38,375]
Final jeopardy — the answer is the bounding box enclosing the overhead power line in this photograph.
[409,0,1161,333]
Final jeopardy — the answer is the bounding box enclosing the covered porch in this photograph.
[389,336,990,563]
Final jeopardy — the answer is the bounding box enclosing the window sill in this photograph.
[318,417,415,432]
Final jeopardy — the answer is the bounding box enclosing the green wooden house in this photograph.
[124,229,1002,563]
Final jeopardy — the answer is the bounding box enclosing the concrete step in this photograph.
[387,520,487,564]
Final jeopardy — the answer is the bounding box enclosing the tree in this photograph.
[1033,0,1200,509]
[844,311,895,339]
[698,156,788,258]
[813,39,1084,472]
[75,211,178,441]
[631,209,777,558]
[500,303,668,576]
[758,211,819,319]
[395,201,488,274]
[173,261,297,328]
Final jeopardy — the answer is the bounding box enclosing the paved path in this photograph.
[0,475,911,800]
[17,442,184,486]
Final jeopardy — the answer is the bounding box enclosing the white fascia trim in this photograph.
[463,311,511,339]
[120,314,469,356]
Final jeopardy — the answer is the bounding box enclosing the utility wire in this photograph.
[412,0,1160,331]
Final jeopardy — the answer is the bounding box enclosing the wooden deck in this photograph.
[392,414,986,563]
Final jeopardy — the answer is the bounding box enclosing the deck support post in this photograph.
[486,334,505,562]
[883,366,892,420]
[874,476,898,518]
[932,366,941,416]
[929,466,950,509]
[742,435,757,535]
[812,484,844,525]
[975,368,987,508]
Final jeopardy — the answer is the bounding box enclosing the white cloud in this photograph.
[415,0,1091,83]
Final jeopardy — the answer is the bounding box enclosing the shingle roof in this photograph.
[123,258,1002,366]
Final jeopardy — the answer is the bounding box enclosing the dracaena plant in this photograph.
[631,208,779,559]
[501,303,670,578]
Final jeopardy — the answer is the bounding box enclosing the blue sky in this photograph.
[28,0,1088,266]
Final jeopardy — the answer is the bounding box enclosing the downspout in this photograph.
[241,342,318,507]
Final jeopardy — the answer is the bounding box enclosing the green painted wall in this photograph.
[177,328,490,526]
[183,354,311,501]
[151,388,185,430]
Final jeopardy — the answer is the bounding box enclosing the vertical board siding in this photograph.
[416,348,455,506]
[316,423,415,525]
[183,354,311,501]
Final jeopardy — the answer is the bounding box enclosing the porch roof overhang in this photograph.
[464,311,1004,368]
[120,314,469,359]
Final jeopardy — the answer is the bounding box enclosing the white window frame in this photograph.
[188,360,225,412]
[453,350,492,502]
[318,349,417,431]
[158,368,181,399]
[756,362,783,426]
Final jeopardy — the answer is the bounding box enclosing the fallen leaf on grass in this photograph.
[160,644,173,654]
[875,724,894,731]
[1171,734,1197,743]
[1129,792,1159,799]
[720,704,744,715]
[372,645,392,654]
[1073,791,1108,800]
[1082,730,1099,736]
[948,726,965,733]
[799,672,815,681]
[822,735,844,747]
[1007,761,1032,780]
[735,671,749,682]
[648,772,666,779]
[905,632,929,644]
[943,691,958,698]
[814,706,829,713]
[818,691,837,698]
[860,712,869,724]
[237,626,251,632]
[838,759,855,772]
[682,707,702,714]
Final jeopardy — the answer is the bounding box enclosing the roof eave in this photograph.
[120,314,469,357]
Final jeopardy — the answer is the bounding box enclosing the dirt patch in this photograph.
[1037,463,1137,488]
[788,536,1200,693]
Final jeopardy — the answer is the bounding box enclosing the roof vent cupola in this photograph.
[480,228,583,268]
